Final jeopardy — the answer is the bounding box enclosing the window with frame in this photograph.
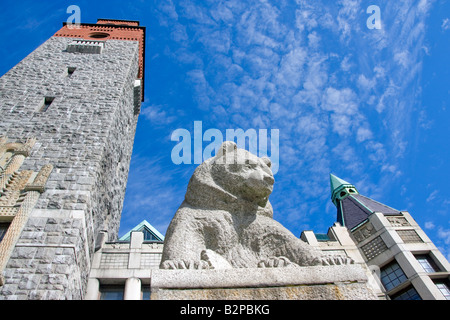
[142,287,151,300]
[434,281,450,300]
[380,260,408,291]
[99,285,124,300]
[391,285,421,300]
[396,229,423,243]
[141,227,159,241]
[415,254,440,273]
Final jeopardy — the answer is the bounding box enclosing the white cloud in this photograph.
[426,190,439,202]
[138,0,434,236]
[424,221,435,229]
[438,227,450,245]
[356,127,373,142]
[275,48,307,90]
[330,114,351,136]
[120,154,187,235]
[140,105,176,125]
[307,32,321,48]
[295,8,318,32]
[357,74,376,91]
[340,55,353,72]
[156,0,179,26]
[418,0,432,14]
[442,18,450,31]
[322,87,358,114]
[170,24,188,43]
[394,50,411,68]
[332,141,356,163]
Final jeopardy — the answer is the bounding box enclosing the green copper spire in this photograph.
[330,173,358,206]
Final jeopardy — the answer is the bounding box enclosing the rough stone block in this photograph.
[150,264,378,300]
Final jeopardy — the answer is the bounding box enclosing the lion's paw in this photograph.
[258,256,298,268]
[313,255,354,266]
[161,259,211,270]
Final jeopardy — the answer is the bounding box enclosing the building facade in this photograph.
[302,175,450,300]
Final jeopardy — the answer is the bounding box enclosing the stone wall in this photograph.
[0,36,140,299]
[150,265,378,300]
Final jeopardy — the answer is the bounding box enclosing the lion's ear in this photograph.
[222,141,237,154]
[262,156,272,168]
[217,141,237,158]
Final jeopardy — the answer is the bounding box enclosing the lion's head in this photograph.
[184,141,274,217]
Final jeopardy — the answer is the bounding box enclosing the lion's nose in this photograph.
[264,174,274,185]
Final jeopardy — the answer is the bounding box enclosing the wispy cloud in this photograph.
[120,153,190,236]
[437,226,450,261]
[140,0,434,233]
[426,189,439,202]
[140,104,176,126]
[442,18,450,31]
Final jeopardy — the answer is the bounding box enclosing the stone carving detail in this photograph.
[360,236,388,261]
[14,137,36,157]
[352,221,376,243]
[160,142,354,270]
[0,137,53,286]
[25,164,54,192]
[387,216,410,227]
[0,171,34,206]
[67,40,105,54]
[0,207,18,217]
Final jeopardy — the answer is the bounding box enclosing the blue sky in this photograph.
[1,0,449,260]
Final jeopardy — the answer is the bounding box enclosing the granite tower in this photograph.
[0,19,145,299]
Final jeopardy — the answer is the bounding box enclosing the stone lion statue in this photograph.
[160,141,353,269]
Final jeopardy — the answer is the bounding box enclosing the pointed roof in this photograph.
[330,174,401,230]
[119,220,164,242]
[330,173,353,193]
[330,173,357,206]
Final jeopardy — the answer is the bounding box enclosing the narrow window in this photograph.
[434,281,450,300]
[67,67,76,77]
[99,285,124,300]
[0,222,11,243]
[39,97,55,112]
[142,287,151,300]
[415,254,440,273]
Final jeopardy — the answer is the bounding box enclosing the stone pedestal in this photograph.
[150,264,378,300]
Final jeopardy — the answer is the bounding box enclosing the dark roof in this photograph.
[352,194,400,215]
[339,195,372,230]
[338,194,400,230]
